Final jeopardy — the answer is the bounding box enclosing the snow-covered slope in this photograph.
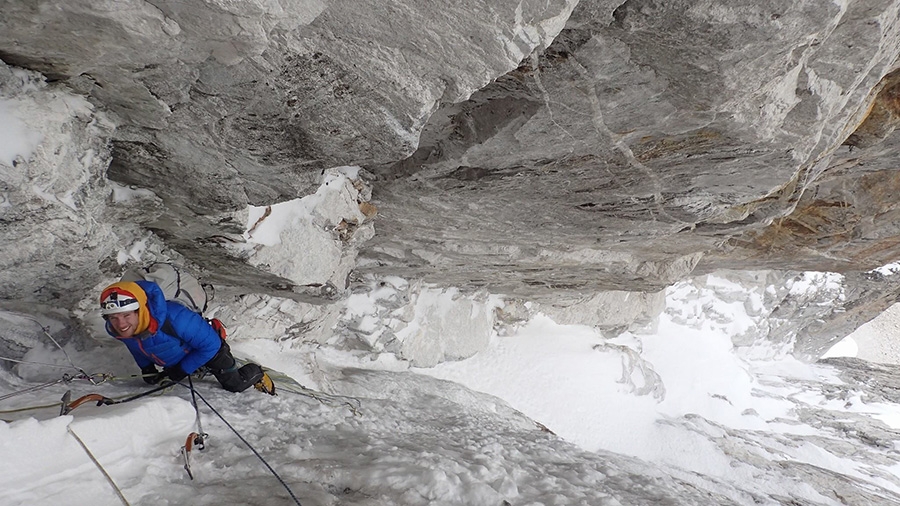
[2,276,900,506]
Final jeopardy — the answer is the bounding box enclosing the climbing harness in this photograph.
[184,385,303,506]
[67,426,130,506]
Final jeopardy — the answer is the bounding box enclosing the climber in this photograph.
[99,280,275,395]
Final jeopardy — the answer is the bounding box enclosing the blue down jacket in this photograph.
[108,280,221,374]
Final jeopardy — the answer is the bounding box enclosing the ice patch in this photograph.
[0,99,43,167]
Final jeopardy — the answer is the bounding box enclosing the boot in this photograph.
[254,371,276,396]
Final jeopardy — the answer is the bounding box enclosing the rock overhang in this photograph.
[2,0,900,346]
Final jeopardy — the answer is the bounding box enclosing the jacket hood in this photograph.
[101,280,162,336]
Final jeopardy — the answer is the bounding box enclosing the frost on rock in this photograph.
[238,167,375,290]
[535,289,667,337]
[0,61,120,306]
[391,284,499,367]
[209,290,341,347]
[662,269,855,359]
[339,276,501,367]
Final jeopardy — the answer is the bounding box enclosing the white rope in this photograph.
[66,426,130,506]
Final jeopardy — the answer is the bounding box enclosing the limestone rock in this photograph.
[0,65,120,309]
[5,0,900,364]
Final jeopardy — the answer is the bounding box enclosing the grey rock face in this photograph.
[9,4,900,504]
[0,0,573,218]
[0,0,583,303]
[0,65,119,309]
[4,1,900,354]
[365,0,900,296]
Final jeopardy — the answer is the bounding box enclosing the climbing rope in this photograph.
[184,385,303,506]
[67,426,130,506]
[0,374,167,416]
[265,371,362,416]
[20,315,94,380]
[1,324,337,506]
[0,357,117,391]
[0,317,124,415]
[0,376,69,402]
[0,371,114,412]
[1,315,112,396]
[0,319,323,503]
[187,376,207,441]
[0,400,63,416]
[290,386,362,416]
[0,355,77,370]
[180,376,209,479]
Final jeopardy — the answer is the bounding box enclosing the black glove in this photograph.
[163,366,188,383]
[141,365,162,385]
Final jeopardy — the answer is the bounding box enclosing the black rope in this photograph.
[115,382,176,404]
[185,385,302,506]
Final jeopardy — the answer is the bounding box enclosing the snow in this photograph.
[3,271,900,505]
[244,167,361,247]
[822,262,900,365]
[110,180,156,203]
[416,291,843,469]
